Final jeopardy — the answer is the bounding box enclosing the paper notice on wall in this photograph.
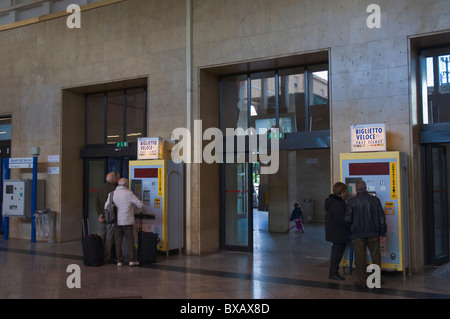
[48,155,60,162]
[47,167,60,175]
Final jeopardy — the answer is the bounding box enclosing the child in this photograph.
[289,202,305,233]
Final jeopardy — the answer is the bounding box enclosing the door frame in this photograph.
[220,161,254,252]
[83,158,107,219]
[82,156,133,220]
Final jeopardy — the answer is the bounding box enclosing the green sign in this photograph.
[267,132,285,139]
[116,141,129,148]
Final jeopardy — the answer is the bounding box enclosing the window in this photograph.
[221,74,249,134]
[251,71,277,134]
[85,88,146,145]
[308,65,329,131]
[220,64,329,135]
[421,48,450,124]
[279,67,305,132]
[86,93,104,145]
[107,91,124,145]
[0,116,11,158]
[0,116,12,141]
[126,88,146,142]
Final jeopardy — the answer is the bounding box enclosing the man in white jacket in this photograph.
[105,177,145,267]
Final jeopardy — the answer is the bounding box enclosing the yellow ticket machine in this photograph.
[129,159,184,255]
[340,151,410,275]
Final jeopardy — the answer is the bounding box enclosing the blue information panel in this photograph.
[340,151,409,272]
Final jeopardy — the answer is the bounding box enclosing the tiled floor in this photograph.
[1,210,450,300]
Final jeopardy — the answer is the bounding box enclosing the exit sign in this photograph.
[116,141,129,148]
[267,132,285,139]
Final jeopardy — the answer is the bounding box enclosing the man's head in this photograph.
[355,180,367,192]
[106,172,115,184]
[333,182,348,196]
[118,178,129,187]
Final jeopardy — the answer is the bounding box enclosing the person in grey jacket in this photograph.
[105,178,146,267]
[345,180,386,287]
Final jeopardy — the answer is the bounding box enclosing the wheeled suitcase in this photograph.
[137,231,158,264]
[81,218,104,267]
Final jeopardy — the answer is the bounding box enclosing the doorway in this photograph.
[424,144,450,265]
[221,162,253,252]
[84,156,132,234]
[220,148,331,252]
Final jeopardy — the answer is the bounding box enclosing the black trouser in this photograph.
[329,243,347,276]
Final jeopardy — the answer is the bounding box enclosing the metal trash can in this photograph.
[302,199,314,223]
[35,209,54,243]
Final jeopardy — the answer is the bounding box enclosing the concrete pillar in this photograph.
[268,151,290,232]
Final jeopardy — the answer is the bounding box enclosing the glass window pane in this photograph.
[423,53,450,124]
[279,67,304,132]
[431,148,449,258]
[422,57,434,124]
[427,57,435,88]
[0,116,12,141]
[308,67,329,131]
[221,74,249,134]
[251,71,276,134]
[439,55,450,88]
[126,88,146,143]
[220,65,329,135]
[86,93,105,145]
[107,91,124,145]
[87,159,106,235]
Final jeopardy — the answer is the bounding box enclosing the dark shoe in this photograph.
[329,274,345,281]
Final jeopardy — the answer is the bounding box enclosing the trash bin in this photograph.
[35,209,54,243]
[302,199,314,223]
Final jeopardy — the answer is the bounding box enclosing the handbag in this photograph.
[104,191,117,225]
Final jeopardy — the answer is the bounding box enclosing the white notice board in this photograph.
[350,123,386,152]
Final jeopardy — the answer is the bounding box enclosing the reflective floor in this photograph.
[1,210,450,300]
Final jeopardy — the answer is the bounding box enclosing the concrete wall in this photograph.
[0,0,449,270]
[0,0,188,242]
[191,0,449,271]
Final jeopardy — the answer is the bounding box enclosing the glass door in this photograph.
[84,158,107,234]
[425,144,450,265]
[221,162,253,252]
[83,157,131,235]
[108,157,131,179]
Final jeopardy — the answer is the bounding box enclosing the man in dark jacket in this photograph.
[325,182,351,280]
[345,180,386,287]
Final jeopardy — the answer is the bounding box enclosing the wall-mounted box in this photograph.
[2,180,46,218]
